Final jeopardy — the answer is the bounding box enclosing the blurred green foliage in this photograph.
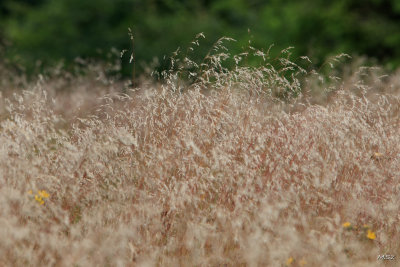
[1,0,400,78]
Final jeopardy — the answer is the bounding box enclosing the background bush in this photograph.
[1,0,400,77]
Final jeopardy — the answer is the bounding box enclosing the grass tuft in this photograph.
[0,40,399,266]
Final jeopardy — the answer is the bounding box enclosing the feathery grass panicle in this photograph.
[0,38,399,266]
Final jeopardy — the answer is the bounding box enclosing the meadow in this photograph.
[0,42,399,266]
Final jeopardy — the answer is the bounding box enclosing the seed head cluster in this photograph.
[0,42,399,266]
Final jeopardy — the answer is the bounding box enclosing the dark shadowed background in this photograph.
[1,0,400,78]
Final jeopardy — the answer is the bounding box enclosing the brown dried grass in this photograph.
[0,42,399,266]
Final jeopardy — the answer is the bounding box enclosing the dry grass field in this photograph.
[0,43,399,266]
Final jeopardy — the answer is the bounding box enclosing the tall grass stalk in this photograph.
[0,40,399,266]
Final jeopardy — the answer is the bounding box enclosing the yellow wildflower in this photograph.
[27,190,33,195]
[342,222,351,228]
[299,258,307,266]
[35,195,44,205]
[367,229,376,240]
[286,257,294,266]
[38,190,50,198]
